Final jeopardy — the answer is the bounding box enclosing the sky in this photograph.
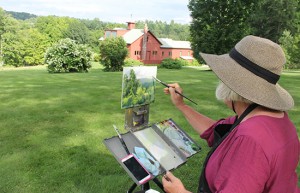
[0,0,192,24]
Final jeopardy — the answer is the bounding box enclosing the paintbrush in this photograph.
[113,125,130,155]
[153,76,198,105]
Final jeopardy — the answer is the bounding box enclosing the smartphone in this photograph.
[121,154,152,184]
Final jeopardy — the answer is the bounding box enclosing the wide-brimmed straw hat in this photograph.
[200,35,294,111]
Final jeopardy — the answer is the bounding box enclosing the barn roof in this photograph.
[158,38,191,49]
[122,29,144,44]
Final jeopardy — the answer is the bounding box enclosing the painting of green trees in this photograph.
[121,67,157,109]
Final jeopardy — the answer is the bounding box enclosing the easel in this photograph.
[125,106,165,193]
[104,68,200,193]
[127,177,165,193]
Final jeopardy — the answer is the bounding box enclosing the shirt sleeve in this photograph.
[211,135,270,193]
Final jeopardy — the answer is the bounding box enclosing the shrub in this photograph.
[92,53,101,62]
[190,59,201,66]
[45,38,92,73]
[160,58,184,69]
[99,37,128,72]
[124,58,144,67]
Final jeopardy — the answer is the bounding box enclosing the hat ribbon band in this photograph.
[229,48,280,84]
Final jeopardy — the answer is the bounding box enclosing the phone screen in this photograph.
[122,155,150,182]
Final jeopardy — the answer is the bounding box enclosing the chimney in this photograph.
[127,22,135,30]
[144,23,148,33]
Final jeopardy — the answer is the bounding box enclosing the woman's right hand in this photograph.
[163,83,186,109]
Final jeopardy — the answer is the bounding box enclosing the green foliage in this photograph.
[0,8,20,65]
[89,30,102,52]
[0,7,7,35]
[188,0,300,62]
[92,53,101,62]
[99,37,128,71]
[160,58,184,69]
[190,59,201,66]
[249,0,299,42]
[122,69,155,108]
[279,30,300,69]
[135,20,190,41]
[80,18,126,31]
[1,7,300,69]
[2,28,50,66]
[124,58,144,67]
[188,0,254,60]
[63,19,91,44]
[35,16,71,43]
[6,10,37,20]
[45,38,92,73]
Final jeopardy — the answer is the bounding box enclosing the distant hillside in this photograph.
[6,11,37,20]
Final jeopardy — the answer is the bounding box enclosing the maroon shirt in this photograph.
[201,113,300,193]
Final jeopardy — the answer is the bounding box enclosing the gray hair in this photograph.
[216,81,253,104]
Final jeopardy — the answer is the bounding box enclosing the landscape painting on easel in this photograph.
[121,66,157,109]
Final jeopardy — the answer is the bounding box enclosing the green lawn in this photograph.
[0,65,299,193]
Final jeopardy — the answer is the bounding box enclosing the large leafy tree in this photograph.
[63,19,91,44]
[249,0,299,42]
[35,16,71,43]
[188,0,255,60]
[99,37,128,71]
[0,8,19,65]
[2,28,50,66]
[188,0,299,62]
[279,6,300,69]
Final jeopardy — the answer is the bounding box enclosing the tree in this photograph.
[2,32,24,66]
[188,0,255,61]
[99,37,128,71]
[0,8,19,65]
[2,28,50,66]
[63,19,91,44]
[6,11,37,20]
[279,30,300,69]
[22,29,51,65]
[249,0,299,42]
[45,38,92,73]
[249,0,299,43]
[35,16,71,43]
[135,20,190,41]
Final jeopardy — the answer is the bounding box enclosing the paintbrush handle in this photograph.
[153,77,198,105]
[174,90,198,105]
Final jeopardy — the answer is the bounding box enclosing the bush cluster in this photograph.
[189,59,201,66]
[124,58,144,67]
[160,58,188,69]
[45,38,92,73]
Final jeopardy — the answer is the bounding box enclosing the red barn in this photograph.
[102,22,194,64]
